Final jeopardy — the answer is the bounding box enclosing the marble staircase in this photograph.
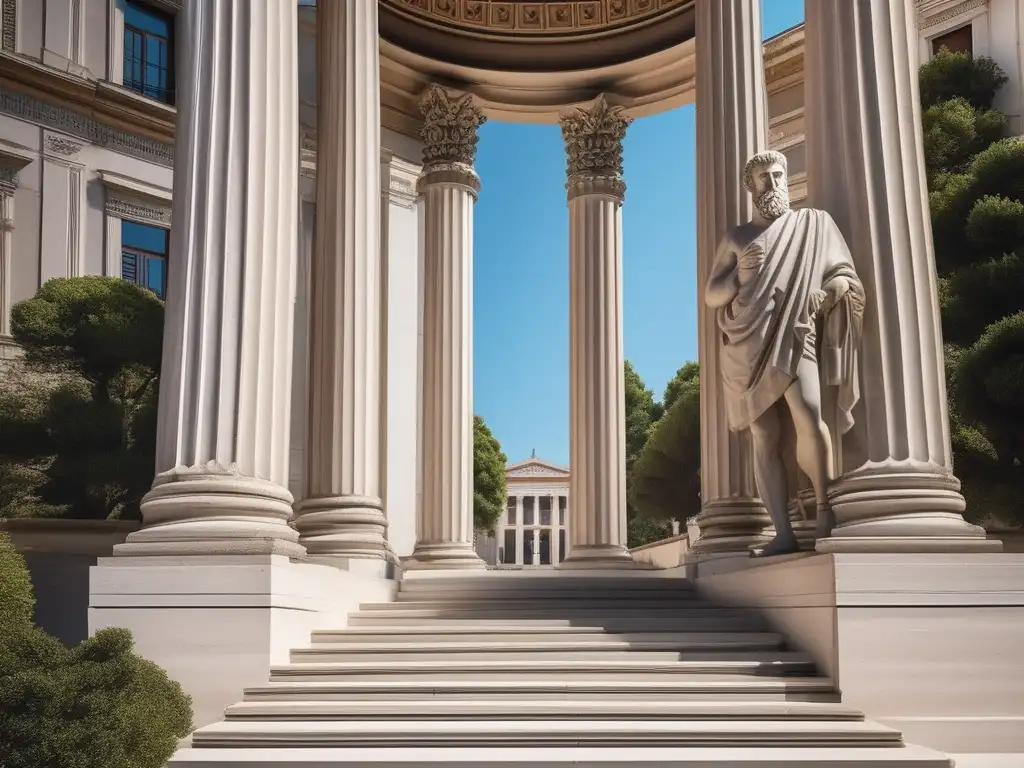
[171,573,952,766]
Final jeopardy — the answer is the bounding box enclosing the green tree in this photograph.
[0,277,163,520]
[473,415,507,534]
[921,49,1024,525]
[0,533,193,768]
[629,362,701,527]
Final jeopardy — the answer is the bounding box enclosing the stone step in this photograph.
[364,598,706,612]
[243,678,841,703]
[307,630,786,647]
[345,615,770,631]
[347,606,762,621]
[291,641,790,664]
[310,627,781,644]
[188,717,906,749]
[223,699,864,722]
[398,575,694,593]
[394,587,697,602]
[169,744,953,766]
[270,655,817,682]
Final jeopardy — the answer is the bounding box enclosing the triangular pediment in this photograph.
[506,457,570,478]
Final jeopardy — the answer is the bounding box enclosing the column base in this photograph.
[294,495,397,564]
[689,498,771,555]
[404,541,486,570]
[816,466,1002,554]
[116,470,305,558]
[559,544,639,569]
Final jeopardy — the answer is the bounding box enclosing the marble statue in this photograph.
[704,150,866,557]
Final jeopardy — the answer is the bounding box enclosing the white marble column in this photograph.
[118,0,301,557]
[406,85,486,570]
[559,95,635,569]
[805,0,994,553]
[691,0,771,554]
[515,495,524,565]
[293,1,394,567]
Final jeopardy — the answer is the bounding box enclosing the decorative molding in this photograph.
[45,134,84,156]
[419,84,486,169]
[559,94,631,190]
[1,0,15,53]
[0,88,173,166]
[918,0,987,28]
[0,166,16,191]
[106,196,172,228]
[382,0,686,36]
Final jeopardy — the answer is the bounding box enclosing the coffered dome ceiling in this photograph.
[370,0,697,128]
[380,0,694,71]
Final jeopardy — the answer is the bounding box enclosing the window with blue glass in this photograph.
[122,0,174,104]
[121,221,169,299]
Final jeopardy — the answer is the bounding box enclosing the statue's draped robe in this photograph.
[717,208,864,434]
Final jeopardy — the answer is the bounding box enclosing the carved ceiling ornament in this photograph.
[559,94,632,181]
[419,84,487,169]
[382,0,686,36]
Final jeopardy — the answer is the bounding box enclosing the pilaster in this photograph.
[406,84,487,570]
[0,152,29,339]
[691,0,772,555]
[805,0,996,553]
[116,0,302,557]
[558,94,635,569]
[293,0,396,570]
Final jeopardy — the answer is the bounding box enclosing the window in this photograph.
[558,496,566,526]
[122,220,169,299]
[539,496,551,526]
[932,24,973,57]
[523,497,535,526]
[123,1,174,104]
[505,496,517,525]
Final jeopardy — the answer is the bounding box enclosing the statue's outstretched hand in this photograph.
[807,290,827,317]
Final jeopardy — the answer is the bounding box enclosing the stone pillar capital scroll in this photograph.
[558,94,631,201]
[418,84,486,194]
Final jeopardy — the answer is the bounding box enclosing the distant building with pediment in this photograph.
[475,453,571,567]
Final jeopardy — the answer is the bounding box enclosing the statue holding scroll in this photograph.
[704,151,866,557]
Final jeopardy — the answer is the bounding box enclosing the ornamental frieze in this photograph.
[382,0,686,35]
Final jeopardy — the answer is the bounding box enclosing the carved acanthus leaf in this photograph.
[559,95,632,181]
[419,85,487,168]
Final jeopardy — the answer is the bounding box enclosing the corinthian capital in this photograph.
[419,85,487,170]
[559,95,632,183]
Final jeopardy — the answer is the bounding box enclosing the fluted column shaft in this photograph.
[806,0,994,552]
[292,1,393,565]
[692,0,771,554]
[0,177,14,338]
[559,95,634,568]
[119,0,301,557]
[407,85,486,570]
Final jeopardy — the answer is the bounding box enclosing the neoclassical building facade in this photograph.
[475,455,571,567]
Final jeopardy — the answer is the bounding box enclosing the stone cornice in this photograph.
[0,51,175,163]
[917,0,988,29]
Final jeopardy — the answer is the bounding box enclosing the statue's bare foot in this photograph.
[752,534,800,558]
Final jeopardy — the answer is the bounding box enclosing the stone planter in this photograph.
[1,518,139,646]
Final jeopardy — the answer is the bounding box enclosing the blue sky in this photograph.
[473,1,805,466]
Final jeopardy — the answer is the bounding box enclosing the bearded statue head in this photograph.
[743,150,790,220]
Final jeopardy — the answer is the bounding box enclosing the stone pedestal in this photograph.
[293,0,395,569]
[691,0,771,555]
[406,86,486,570]
[558,95,635,569]
[116,0,302,558]
[805,0,997,554]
